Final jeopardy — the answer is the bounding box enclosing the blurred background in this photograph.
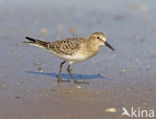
[0,0,156,119]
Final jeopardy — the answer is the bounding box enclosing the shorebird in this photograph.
[24,32,115,84]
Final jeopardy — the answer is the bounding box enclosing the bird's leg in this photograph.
[57,61,68,82]
[67,64,89,84]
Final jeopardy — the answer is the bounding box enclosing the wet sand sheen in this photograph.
[0,1,156,119]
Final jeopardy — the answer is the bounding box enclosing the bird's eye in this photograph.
[97,36,100,39]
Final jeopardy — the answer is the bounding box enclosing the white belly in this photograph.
[56,53,89,63]
[49,47,98,64]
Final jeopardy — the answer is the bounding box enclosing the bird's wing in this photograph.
[49,38,83,55]
[25,37,85,55]
[24,37,51,49]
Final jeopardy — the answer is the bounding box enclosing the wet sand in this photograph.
[0,1,156,119]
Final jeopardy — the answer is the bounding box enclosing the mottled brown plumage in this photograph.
[49,38,83,55]
[24,32,115,84]
[25,37,85,56]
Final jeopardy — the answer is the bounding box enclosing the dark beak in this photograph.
[105,41,115,51]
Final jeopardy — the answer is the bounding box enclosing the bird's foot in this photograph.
[73,80,89,84]
[57,76,70,83]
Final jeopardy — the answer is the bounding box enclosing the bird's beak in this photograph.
[105,41,115,51]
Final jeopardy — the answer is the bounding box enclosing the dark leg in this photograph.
[67,64,89,84]
[57,61,69,82]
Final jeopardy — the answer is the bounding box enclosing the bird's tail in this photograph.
[24,37,49,49]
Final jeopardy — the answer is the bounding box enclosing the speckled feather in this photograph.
[25,37,87,56]
[49,38,85,55]
[24,32,114,83]
[25,32,114,64]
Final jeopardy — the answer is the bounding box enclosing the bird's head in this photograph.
[89,32,115,51]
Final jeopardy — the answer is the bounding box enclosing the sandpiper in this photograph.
[24,32,115,84]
